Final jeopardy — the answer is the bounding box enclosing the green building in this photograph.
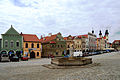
[0,25,23,57]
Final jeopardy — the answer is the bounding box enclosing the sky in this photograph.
[0,0,120,42]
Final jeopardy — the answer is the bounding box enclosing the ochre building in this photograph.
[21,33,41,59]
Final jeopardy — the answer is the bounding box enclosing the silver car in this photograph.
[0,54,10,62]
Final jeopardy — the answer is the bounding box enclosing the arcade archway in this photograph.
[8,50,15,57]
[0,51,7,54]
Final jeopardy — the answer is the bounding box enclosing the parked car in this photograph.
[0,54,10,62]
[10,56,19,62]
[48,54,54,58]
[103,50,107,53]
[83,52,89,57]
[21,56,28,61]
[64,55,70,58]
[98,51,103,54]
[73,51,83,57]
[88,52,93,56]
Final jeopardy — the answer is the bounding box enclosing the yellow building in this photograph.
[97,37,105,50]
[21,33,41,59]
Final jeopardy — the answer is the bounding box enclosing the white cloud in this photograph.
[0,0,120,42]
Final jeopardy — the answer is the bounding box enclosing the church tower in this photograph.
[92,30,94,34]
[99,30,102,38]
[105,29,109,42]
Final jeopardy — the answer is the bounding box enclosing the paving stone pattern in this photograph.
[0,52,120,80]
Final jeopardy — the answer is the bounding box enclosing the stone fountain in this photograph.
[51,48,92,66]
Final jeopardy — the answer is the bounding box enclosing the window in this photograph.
[58,45,59,48]
[10,41,14,48]
[61,45,63,48]
[5,40,8,47]
[37,43,39,48]
[51,45,54,48]
[37,52,39,56]
[16,41,19,47]
[31,43,34,48]
[57,38,59,41]
[56,52,58,55]
[26,43,28,48]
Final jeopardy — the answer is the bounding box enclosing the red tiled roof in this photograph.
[39,34,57,43]
[63,37,67,40]
[50,41,56,44]
[97,38,102,39]
[64,36,75,40]
[113,40,120,44]
[21,34,40,42]
[78,35,82,38]
[78,34,88,38]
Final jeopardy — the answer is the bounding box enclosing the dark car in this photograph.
[10,56,19,62]
[83,52,89,57]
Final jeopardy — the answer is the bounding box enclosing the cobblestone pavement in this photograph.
[0,52,120,80]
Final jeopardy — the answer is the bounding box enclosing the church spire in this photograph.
[99,30,102,38]
[105,30,109,35]
[92,27,94,34]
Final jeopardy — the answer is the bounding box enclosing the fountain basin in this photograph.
[51,57,92,66]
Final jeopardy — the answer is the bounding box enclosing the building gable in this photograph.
[5,25,19,35]
[56,33,65,41]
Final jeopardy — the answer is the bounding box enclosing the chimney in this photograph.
[11,25,13,28]
[20,32,23,35]
[41,35,43,39]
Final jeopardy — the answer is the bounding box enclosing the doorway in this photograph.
[30,51,35,58]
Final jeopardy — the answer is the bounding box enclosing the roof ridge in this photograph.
[22,34,36,35]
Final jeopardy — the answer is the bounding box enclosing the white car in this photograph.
[0,54,10,62]
[73,51,83,57]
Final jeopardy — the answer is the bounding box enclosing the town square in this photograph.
[0,52,120,80]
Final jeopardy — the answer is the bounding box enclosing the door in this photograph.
[30,51,35,58]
